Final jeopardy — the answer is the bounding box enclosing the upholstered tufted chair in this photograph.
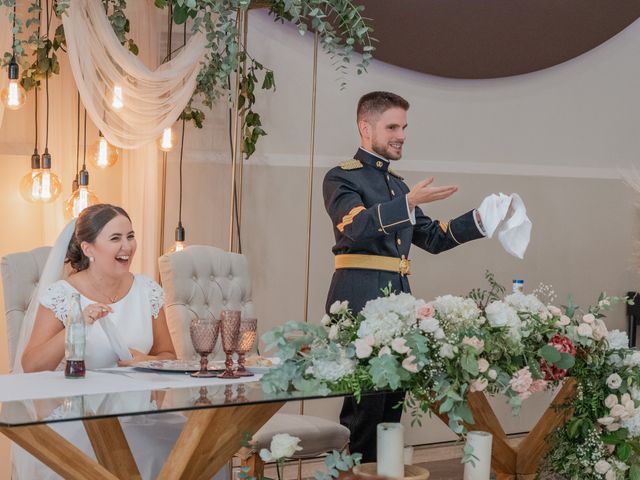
[1,246,52,372]
[158,245,255,360]
[158,245,350,478]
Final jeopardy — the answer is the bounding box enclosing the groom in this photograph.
[322,91,487,461]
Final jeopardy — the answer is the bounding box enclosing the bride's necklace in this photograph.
[88,273,128,304]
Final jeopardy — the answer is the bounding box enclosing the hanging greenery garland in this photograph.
[1,0,374,158]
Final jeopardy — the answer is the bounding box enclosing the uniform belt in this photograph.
[334,254,411,276]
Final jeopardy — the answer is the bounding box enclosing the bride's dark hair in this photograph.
[66,204,131,272]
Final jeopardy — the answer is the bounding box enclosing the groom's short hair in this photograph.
[357,91,410,124]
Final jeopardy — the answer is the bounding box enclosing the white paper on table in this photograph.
[98,316,133,361]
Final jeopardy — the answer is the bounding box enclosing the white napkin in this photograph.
[477,193,531,259]
[98,316,133,361]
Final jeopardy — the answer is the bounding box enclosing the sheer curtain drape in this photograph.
[62,0,205,150]
[0,7,12,129]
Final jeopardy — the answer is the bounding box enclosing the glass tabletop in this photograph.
[0,369,356,428]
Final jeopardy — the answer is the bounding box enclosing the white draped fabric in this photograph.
[62,0,206,149]
[0,6,12,129]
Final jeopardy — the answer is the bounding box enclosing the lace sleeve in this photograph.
[39,281,71,324]
[139,276,165,319]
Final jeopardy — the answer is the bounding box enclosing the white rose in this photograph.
[439,343,456,359]
[607,373,623,390]
[621,393,631,404]
[378,346,391,357]
[259,448,275,462]
[402,355,419,373]
[329,300,349,314]
[606,470,617,480]
[434,328,446,340]
[624,352,640,367]
[548,305,562,316]
[354,336,374,359]
[594,459,611,474]
[391,337,410,354]
[610,404,628,419]
[469,377,488,392]
[328,324,339,340]
[321,314,331,326]
[462,336,485,354]
[582,313,595,324]
[478,358,489,373]
[555,315,571,327]
[605,394,619,409]
[577,323,593,338]
[268,433,302,460]
[598,416,615,426]
[607,422,621,432]
[593,321,608,341]
[608,330,630,350]
[342,318,352,327]
[419,317,439,333]
[488,369,497,380]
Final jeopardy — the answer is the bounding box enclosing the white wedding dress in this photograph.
[12,274,228,480]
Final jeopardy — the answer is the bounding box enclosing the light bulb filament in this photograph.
[161,128,173,150]
[7,81,20,107]
[98,138,108,167]
[40,172,52,200]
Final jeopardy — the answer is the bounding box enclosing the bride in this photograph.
[12,203,227,480]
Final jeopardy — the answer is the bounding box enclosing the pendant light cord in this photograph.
[11,3,16,56]
[75,92,80,174]
[178,118,185,225]
[82,109,87,170]
[44,0,49,150]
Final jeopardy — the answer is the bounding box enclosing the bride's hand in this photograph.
[117,348,149,367]
[83,303,112,324]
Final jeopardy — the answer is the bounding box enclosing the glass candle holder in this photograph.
[235,318,257,377]
[218,310,241,379]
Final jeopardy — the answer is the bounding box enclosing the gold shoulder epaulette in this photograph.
[340,159,363,170]
[388,168,404,180]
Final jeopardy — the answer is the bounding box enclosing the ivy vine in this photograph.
[2,0,375,158]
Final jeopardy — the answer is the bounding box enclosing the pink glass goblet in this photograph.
[234,318,257,377]
[190,317,220,378]
[218,310,241,379]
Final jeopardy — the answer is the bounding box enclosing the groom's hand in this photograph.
[407,177,458,209]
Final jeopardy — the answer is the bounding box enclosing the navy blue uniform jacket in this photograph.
[323,148,484,313]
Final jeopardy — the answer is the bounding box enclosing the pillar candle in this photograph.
[463,431,493,480]
[377,422,404,478]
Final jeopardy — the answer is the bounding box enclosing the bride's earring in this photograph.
[89,256,95,263]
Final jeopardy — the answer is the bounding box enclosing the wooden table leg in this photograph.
[158,401,284,480]
[84,417,141,479]
[0,423,118,480]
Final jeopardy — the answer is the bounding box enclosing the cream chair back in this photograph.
[158,245,255,360]
[1,246,52,371]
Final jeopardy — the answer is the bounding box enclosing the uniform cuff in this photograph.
[406,195,416,225]
[377,195,412,234]
[449,210,486,244]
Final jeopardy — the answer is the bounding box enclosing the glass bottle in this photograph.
[65,293,86,378]
[512,279,524,294]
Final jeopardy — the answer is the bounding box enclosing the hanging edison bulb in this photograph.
[0,59,26,110]
[33,149,62,203]
[19,149,43,203]
[157,126,176,152]
[167,223,187,253]
[64,169,99,219]
[88,132,118,168]
[111,85,124,111]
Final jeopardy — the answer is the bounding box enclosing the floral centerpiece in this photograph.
[261,273,639,475]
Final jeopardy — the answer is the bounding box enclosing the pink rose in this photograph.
[509,367,533,394]
[478,358,490,373]
[529,379,548,393]
[402,355,419,373]
[418,304,435,319]
[469,378,488,392]
[462,336,485,354]
[582,313,595,324]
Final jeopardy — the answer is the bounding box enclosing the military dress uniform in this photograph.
[323,147,485,461]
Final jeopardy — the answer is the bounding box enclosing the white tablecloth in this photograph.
[0,368,261,402]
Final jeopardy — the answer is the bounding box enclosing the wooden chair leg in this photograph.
[239,452,265,478]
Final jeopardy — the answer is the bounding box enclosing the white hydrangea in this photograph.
[486,301,521,342]
[622,408,640,438]
[310,351,355,382]
[429,295,480,325]
[504,292,545,314]
[607,330,629,350]
[624,352,640,368]
[358,293,421,345]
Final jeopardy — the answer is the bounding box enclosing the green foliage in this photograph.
[468,270,506,311]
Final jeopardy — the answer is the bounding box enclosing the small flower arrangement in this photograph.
[261,272,634,473]
[239,433,361,480]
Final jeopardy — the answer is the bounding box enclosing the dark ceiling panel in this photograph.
[360,0,640,79]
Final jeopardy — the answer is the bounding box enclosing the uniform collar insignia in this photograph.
[354,148,389,172]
